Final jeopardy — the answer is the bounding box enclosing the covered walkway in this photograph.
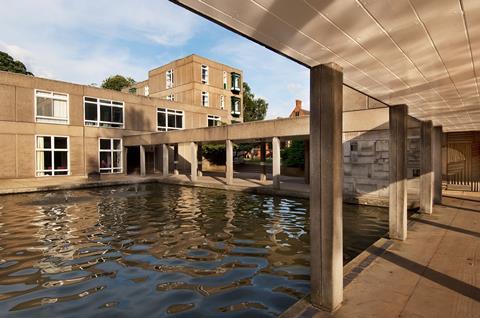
[282,193,480,318]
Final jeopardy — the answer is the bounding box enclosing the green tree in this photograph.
[242,82,268,122]
[101,75,135,91]
[281,140,305,167]
[0,51,33,75]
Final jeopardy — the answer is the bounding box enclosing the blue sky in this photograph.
[0,0,309,118]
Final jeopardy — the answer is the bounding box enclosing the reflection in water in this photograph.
[0,184,387,317]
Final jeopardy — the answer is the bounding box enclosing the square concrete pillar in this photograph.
[420,121,434,213]
[260,142,267,182]
[272,137,281,189]
[389,104,408,241]
[190,142,198,182]
[197,142,203,177]
[309,63,343,312]
[304,140,310,184]
[140,145,146,176]
[162,144,169,176]
[433,126,443,204]
[173,144,179,175]
[226,140,233,185]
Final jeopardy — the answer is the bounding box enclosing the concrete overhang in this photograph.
[172,0,480,132]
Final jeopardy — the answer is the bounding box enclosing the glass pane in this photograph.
[85,97,97,102]
[113,152,121,169]
[53,151,67,170]
[112,107,123,123]
[54,171,68,176]
[176,115,183,128]
[53,99,67,119]
[113,139,121,150]
[167,114,175,128]
[37,97,53,117]
[100,139,111,150]
[54,137,68,149]
[85,103,97,121]
[36,136,51,149]
[158,113,166,127]
[100,152,111,169]
[36,150,50,171]
[208,119,213,127]
[100,105,112,122]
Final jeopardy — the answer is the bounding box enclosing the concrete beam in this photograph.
[140,145,146,176]
[226,140,233,185]
[420,120,434,213]
[260,142,267,182]
[433,126,442,204]
[272,137,281,189]
[309,63,343,312]
[162,144,169,176]
[190,142,198,182]
[389,104,408,241]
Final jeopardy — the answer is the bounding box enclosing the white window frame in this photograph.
[201,91,209,107]
[166,94,175,101]
[157,107,185,132]
[34,89,69,125]
[207,114,221,127]
[98,138,123,174]
[231,97,241,116]
[144,85,149,96]
[223,71,228,89]
[83,96,125,129]
[201,64,209,84]
[220,95,225,109]
[231,73,241,92]
[166,69,174,89]
[35,135,70,177]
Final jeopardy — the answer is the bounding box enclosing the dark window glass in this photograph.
[100,106,112,122]
[43,151,52,170]
[112,107,123,123]
[42,137,52,149]
[176,114,183,128]
[85,103,97,121]
[168,114,175,128]
[54,137,68,149]
[100,152,111,168]
[100,139,111,150]
[37,97,53,116]
[53,151,68,170]
[158,112,166,127]
[85,97,97,102]
[113,139,121,150]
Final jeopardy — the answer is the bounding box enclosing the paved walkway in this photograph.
[283,192,480,318]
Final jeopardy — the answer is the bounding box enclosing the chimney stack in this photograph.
[295,99,302,109]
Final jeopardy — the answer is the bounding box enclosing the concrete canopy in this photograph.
[172,0,480,131]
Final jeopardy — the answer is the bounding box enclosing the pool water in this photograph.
[0,184,387,317]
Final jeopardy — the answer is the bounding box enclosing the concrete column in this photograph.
[140,145,146,176]
[420,120,434,213]
[304,140,310,184]
[260,142,267,182]
[162,144,169,176]
[309,63,343,312]
[272,137,281,189]
[190,142,198,182]
[173,144,179,175]
[197,142,203,177]
[433,126,443,204]
[389,104,408,241]
[226,140,233,185]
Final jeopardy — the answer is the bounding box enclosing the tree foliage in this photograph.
[101,75,135,91]
[242,82,268,122]
[0,51,33,75]
[281,140,305,167]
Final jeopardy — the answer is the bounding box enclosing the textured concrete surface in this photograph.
[282,191,480,318]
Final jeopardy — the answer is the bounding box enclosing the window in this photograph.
[84,97,124,128]
[201,64,209,84]
[166,69,174,89]
[208,115,221,127]
[157,108,184,132]
[231,97,241,117]
[220,95,225,109]
[166,94,175,101]
[231,73,241,92]
[144,85,149,96]
[35,90,69,124]
[201,91,209,107]
[223,71,228,89]
[99,138,122,174]
[35,136,69,176]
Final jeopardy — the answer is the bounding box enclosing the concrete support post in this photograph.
[309,63,343,312]
[140,145,146,176]
[190,142,198,182]
[197,142,203,177]
[173,144,179,175]
[260,142,267,182]
[389,104,408,241]
[272,137,281,189]
[433,126,443,204]
[226,140,233,185]
[420,120,434,214]
[162,144,169,176]
[304,140,310,184]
